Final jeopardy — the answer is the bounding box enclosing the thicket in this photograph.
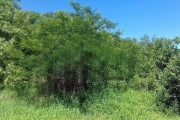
[1,0,180,114]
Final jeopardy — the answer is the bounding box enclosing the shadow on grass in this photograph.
[13,84,110,114]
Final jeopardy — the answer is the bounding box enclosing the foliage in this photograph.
[158,54,180,114]
[139,37,180,74]
[110,39,142,81]
[136,36,180,91]
[1,1,180,116]
[0,1,118,94]
[0,0,22,85]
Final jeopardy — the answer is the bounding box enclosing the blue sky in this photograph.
[19,0,180,39]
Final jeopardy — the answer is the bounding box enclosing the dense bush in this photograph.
[111,39,142,81]
[1,1,180,115]
[1,1,118,94]
[158,55,180,114]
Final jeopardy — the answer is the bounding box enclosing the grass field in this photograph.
[0,89,179,120]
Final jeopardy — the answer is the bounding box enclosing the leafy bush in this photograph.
[158,55,180,114]
[110,39,142,81]
[1,2,118,95]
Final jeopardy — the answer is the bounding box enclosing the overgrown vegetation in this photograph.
[1,0,180,119]
[1,89,180,120]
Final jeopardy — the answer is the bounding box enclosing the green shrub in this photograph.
[158,55,180,114]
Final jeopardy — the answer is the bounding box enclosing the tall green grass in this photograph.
[0,89,179,120]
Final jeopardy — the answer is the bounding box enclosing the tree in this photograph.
[2,2,119,94]
[0,0,21,86]
[0,0,41,91]
[159,54,180,114]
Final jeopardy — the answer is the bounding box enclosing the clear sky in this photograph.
[19,0,180,39]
